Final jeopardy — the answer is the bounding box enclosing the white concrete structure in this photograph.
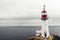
[41,20,49,38]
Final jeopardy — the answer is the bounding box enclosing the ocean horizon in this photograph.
[0,26,59,40]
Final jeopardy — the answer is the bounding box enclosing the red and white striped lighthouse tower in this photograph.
[41,5,50,38]
[36,5,50,39]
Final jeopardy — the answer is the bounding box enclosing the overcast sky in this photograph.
[0,0,60,18]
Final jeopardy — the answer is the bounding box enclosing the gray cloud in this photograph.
[0,0,16,18]
[0,0,60,18]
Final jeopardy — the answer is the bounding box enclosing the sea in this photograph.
[0,26,59,40]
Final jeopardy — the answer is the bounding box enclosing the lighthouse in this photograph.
[26,5,54,40]
[36,5,50,39]
[41,5,50,38]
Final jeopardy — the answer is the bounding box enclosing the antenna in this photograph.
[43,5,45,11]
